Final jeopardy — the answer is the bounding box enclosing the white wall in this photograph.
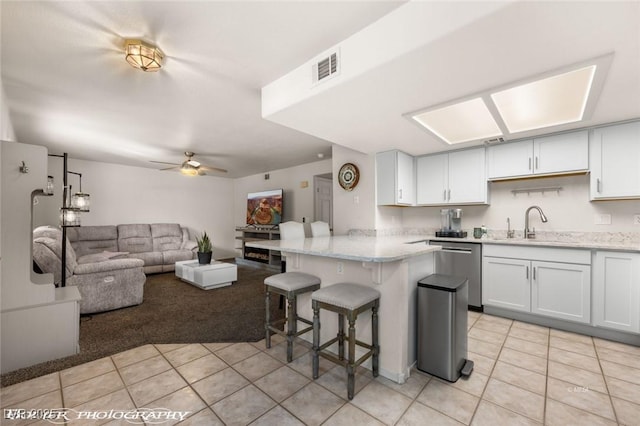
[331,145,378,235]
[1,83,16,142]
[234,158,332,240]
[402,174,640,233]
[34,157,237,259]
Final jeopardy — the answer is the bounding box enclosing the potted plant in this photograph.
[196,231,213,265]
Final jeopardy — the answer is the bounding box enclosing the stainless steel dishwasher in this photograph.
[428,241,482,310]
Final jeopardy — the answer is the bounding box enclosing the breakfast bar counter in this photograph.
[247,236,440,383]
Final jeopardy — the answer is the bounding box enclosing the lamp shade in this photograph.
[60,208,81,227]
[71,192,90,212]
[125,39,163,72]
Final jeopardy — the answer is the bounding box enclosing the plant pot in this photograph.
[197,251,212,265]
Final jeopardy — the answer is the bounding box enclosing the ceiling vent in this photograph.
[312,50,340,85]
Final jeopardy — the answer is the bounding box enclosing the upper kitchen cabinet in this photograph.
[487,130,588,180]
[416,147,487,205]
[590,121,640,200]
[376,150,415,206]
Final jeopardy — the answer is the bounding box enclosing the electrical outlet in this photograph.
[634,214,640,225]
[337,262,344,274]
[594,214,611,225]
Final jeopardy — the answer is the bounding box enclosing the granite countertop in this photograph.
[424,235,640,252]
[245,235,440,262]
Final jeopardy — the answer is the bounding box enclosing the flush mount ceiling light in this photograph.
[407,54,611,145]
[411,97,502,144]
[491,65,596,133]
[125,39,163,72]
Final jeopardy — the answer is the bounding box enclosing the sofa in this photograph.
[33,226,146,314]
[33,223,198,314]
[67,223,198,274]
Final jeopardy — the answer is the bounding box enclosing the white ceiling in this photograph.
[0,1,404,178]
[264,1,640,157]
[3,2,639,179]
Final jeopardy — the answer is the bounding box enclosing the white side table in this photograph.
[175,260,238,290]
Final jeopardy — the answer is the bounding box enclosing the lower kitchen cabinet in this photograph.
[593,251,640,333]
[483,245,591,324]
[483,257,530,312]
[531,261,590,324]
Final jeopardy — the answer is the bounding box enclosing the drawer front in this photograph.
[483,244,590,264]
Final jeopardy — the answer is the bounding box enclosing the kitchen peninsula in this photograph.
[246,235,440,383]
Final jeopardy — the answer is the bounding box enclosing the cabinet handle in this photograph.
[535,157,539,170]
[526,266,529,279]
[528,158,532,171]
[533,267,536,280]
[597,178,601,193]
[399,189,402,200]
[447,189,451,201]
[443,189,447,201]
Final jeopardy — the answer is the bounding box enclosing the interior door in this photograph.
[314,176,333,229]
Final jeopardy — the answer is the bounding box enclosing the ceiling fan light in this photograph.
[180,162,199,176]
[125,39,163,72]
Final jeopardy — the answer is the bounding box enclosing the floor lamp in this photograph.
[48,153,87,287]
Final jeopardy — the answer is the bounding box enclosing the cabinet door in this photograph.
[593,251,640,333]
[487,140,533,179]
[590,121,640,200]
[533,130,588,175]
[483,257,530,312]
[416,154,448,205]
[396,151,415,205]
[448,148,487,204]
[531,261,591,324]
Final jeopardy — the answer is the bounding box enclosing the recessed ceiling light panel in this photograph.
[412,97,502,144]
[491,65,596,133]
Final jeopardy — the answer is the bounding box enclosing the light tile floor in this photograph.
[2,312,640,425]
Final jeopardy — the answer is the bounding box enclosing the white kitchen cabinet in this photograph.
[376,150,415,206]
[593,251,640,334]
[416,147,487,205]
[483,257,531,312]
[415,154,447,204]
[483,245,591,323]
[531,261,591,324]
[590,121,640,200]
[487,130,588,180]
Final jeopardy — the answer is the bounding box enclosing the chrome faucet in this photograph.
[524,206,548,239]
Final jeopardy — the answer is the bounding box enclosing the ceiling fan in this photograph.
[150,152,228,176]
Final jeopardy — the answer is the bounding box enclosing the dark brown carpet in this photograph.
[1,260,283,387]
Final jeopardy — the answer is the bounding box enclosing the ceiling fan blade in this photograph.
[199,165,228,174]
[159,166,180,171]
[150,160,181,166]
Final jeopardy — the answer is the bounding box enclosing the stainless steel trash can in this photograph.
[417,274,473,382]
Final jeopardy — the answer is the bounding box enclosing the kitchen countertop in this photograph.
[245,235,440,262]
[247,232,640,260]
[427,235,640,252]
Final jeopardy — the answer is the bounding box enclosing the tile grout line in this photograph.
[594,340,621,425]
[472,316,550,425]
[156,343,218,422]
[468,313,509,425]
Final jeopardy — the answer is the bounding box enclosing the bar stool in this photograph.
[311,283,380,400]
[265,222,321,362]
